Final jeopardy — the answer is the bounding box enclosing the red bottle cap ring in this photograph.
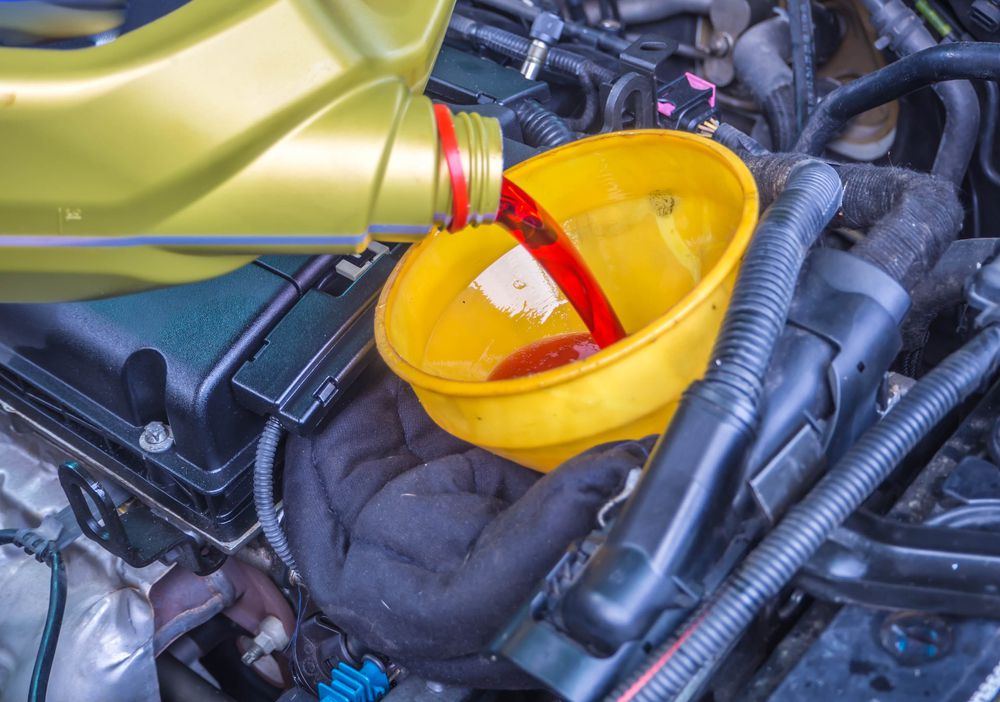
[433,103,470,232]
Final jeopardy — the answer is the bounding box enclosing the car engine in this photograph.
[0,1,999,701]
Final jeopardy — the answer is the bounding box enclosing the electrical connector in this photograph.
[656,72,719,133]
[318,659,389,702]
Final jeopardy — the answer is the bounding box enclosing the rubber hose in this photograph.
[732,17,796,150]
[761,85,799,151]
[980,80,1000,189]
[449,15,612,130]
[610,324,1000,702]
[795,42,999,175]
[713,122,769,155]
[857,0,979,184]
[254,416,299,578]
[515,100,575,148]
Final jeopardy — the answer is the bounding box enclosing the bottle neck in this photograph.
[369,98,503,241]
[434,108,505,230]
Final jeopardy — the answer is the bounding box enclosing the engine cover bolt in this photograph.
[139,421,174,453]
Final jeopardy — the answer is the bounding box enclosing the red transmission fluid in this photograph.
[497,177,627,349]
[488,332,601,380]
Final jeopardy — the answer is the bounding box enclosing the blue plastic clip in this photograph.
[318,659,389,702]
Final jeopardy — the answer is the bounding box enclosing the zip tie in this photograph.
[433,104,470,232]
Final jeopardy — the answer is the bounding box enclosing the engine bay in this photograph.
[1,0,1000,701]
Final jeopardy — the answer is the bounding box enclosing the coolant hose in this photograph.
[254,417,299,579]
[515,100,575,148]
[855,0,979,184]
[795,42,999,180]
[732,17,797,151]
[559,160,843,653]
[610,325,1000,702]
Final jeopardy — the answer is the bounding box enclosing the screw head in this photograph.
[139,421,174,453]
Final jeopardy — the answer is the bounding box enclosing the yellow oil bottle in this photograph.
[0,0,503,301]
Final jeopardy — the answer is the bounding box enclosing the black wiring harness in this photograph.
[0,528,67,702]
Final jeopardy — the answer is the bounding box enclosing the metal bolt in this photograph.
[877,611,952,666]
[139,421,174,453]
[241,641,266,667]
[708,32,733,57]
[241,616,289,667]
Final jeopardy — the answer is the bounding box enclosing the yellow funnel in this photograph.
[375,130,758,471]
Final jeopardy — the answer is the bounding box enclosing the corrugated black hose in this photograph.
[559,160,843,653]
[448,13,613,130]
[795,42,1000,180]
[254,416,300,579]
[515,99,575,148]
[609,324,1000,702]
[0,528,67,702]
[788,0,817,129]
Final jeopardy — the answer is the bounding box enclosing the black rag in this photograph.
[283,362,653,687]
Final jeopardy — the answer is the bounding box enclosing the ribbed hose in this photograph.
[515,100,575,148]
[610,325,1000,702]
[451,15,619,84]
[449,14,614,131]
[560,160,842,652]
[698,159,843,419]
[788,0,817,129]
[254,416,299,578]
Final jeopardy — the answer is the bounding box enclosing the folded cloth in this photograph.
[283,361,653,687]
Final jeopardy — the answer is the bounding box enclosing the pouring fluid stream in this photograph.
[488,177,627,380]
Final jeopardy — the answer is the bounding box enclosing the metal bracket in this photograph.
[797,509,1000,617]
[58,461,225,575]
